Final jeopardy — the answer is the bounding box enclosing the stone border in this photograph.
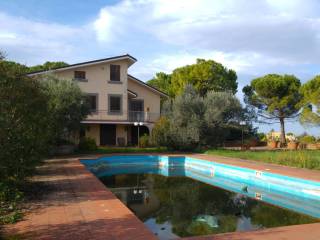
[80,153,320,240]
[3,153,319,240]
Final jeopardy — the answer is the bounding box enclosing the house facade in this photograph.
[28,54,167,146]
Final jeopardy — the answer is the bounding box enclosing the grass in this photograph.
[204,149,320,170]
[79,146,320,170]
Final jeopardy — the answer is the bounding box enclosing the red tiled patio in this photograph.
[2,154,320,240]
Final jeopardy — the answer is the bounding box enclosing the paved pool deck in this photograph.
[2,153,320,240]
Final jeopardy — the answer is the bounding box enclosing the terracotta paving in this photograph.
[2,158,157,240]
[2,153,320,240]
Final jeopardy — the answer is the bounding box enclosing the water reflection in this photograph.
[100,174,319,239]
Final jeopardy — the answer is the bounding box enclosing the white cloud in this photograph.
[93,0,320,74]
[130,51,257,83]
[0,12,97,65]
[133,51,253,76]
[2,0,320,80]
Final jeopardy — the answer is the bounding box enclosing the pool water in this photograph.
[81,155,320,239]
[100,173,319,239]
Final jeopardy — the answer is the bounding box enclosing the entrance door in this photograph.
[131,126,149,145]
[129,99,144,121]
[100,124,116,145]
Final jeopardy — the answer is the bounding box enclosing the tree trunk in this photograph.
[279,117,286,147]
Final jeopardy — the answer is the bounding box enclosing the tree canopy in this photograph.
[300,75,320,126]
[148,59,238,97]
[243,74,302,144]
[0,57,50,183]
[39,74,90,144]
[0,59,69,74]
[0,53,88,187]
[28,61,69,73]
[152,85,250,150]
[147,72,173,97]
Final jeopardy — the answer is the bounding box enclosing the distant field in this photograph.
[205,149,320,170]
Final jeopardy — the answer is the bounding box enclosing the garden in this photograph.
[1,51,320,238]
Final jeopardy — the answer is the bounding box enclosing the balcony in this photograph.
[85,110,161,123]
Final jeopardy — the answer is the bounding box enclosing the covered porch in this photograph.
[81,121,152,146]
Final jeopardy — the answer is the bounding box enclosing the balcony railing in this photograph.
[85,110,161,123]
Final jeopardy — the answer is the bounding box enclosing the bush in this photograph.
[139,134,150,148]
[0,182,23,225]
[0,60,51,183]
[78,137,97,151]
[0,55,90,227]
[299,135,317,143]
[154,85,247,150]
[151,117,170,146]
[40,75,90,145]
[257,132,267,142]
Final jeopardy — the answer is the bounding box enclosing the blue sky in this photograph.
[1,0,319,135]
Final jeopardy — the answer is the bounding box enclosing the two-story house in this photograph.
[28,54,167,146]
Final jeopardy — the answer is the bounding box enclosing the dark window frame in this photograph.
[108,94,122,115]
[110,64,121,82]
[74,70,87,81]
[86,93,98,113]
[129,99,144,112]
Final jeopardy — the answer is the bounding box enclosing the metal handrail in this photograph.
[86,110,160,123]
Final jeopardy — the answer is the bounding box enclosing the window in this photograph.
[86,94,97,112]
[109,95,122,114]
[110,65,120,81]
[74,71,86,80]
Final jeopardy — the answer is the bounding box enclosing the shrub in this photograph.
[78,137,97,151]
[0,182,23,225]
[299,135,317,143]
[40,75,90,145]
[257,133,267,142]
[151,117,170,146]
[0,60,51,183]
[155,85,247,150]
[139,134,150,148]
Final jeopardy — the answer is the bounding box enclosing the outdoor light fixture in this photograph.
[134,122,144,147]
[240,121,246,126]
[240,121,246,149]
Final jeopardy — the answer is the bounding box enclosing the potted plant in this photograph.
[248,136,259,147]
[287,138,299,150]
[267,136,279,149]
[298,135,317,149]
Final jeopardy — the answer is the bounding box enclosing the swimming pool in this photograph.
[81,155,320,238]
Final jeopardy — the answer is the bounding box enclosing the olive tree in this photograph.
[39,75,90,145]
[153,85,245,150]
[203,91,244,146]
[243,74,302,145]
[165,85,205,149]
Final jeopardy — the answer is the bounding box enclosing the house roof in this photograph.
[26,54,168,97]
[128,74,168,97]
[27,54,137,76]
[127,89,138,98]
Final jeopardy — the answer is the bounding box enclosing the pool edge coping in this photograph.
[78,153,320,240]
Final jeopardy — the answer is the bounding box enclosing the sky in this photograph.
[0,0,319,136]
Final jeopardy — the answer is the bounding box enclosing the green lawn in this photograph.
[205,149,320,170]
[78,146,320,170]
